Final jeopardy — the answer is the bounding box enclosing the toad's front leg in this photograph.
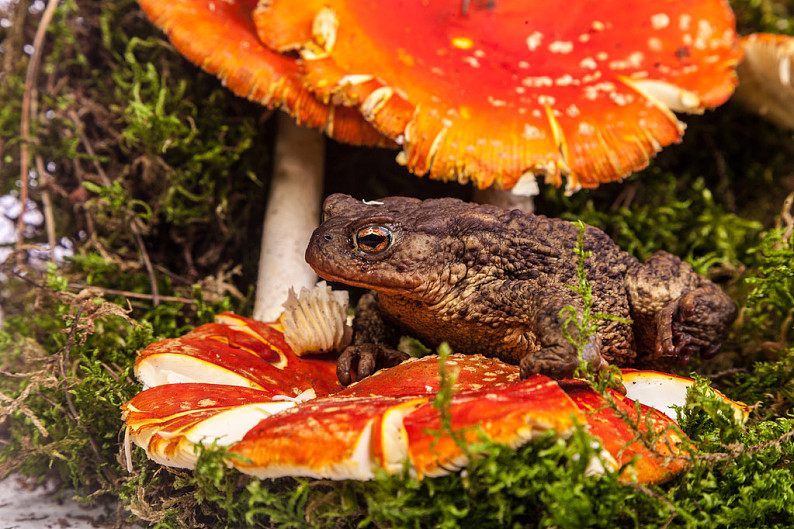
[336,292,409,385]
[519,294,608,380]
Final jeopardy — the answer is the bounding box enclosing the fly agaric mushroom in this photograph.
[254,0,741,195]
[123,291,745,485]
[734,33,794,129]
[136,0,394,321]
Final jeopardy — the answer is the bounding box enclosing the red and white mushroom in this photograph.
[123,290,746,484]
[254,0,741,193]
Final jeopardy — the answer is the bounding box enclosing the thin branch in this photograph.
[17,0,60,258]
[34,154,57,252]
[59,305,85,420]
[67,283,195,305]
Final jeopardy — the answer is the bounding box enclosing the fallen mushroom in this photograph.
[123,295,745,484]
[136,0,395,321]
[254,0,741,194]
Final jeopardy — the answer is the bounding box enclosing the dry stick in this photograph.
[67,283,195,305]
[67,109,161,305]
[631,482,678,528]
[34,155,57,251]
[779,191,794,242]
[17,0,60,259]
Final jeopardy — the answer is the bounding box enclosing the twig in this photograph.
[131,219,160,306]
[631,482,678,526]
[17,0,60,258]
[34,154,57,252]
[67,283,195,305]
[778,191,794,242]
[0,384,51,438]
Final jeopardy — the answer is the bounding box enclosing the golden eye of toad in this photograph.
[355,226,392,253]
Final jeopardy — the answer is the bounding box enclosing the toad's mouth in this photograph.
[307,260,422,296]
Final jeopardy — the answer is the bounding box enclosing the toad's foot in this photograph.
[336,343,410,385]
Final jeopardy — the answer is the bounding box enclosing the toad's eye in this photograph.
[355,226,392,253]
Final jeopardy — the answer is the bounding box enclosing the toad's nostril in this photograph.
[324,234,333,241]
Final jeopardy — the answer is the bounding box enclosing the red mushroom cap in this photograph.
[254,0,741,191]
[136,0,392,146]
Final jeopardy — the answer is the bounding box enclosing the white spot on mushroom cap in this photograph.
[580,57,597,70]
[521,76,553,87]
[555,74,575,86]
[694,19,714,50]
[462,56,480,68]
[608,52,645,70]
[549,41,574,54]
[522,124,545,140]
[526,31,543,51]
[679,14,691,31]
[648,37,663,52]
[650,13,670,30]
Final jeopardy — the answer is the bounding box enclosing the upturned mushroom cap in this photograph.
[621,369,748,422]
[400,375,583,479]
[337,353,520,397]
[123,384,299,469]
[254,0,741,192]
[134,312,341,396]
[136,0,392,146]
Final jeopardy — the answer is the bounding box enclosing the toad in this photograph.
[305,194,737,385]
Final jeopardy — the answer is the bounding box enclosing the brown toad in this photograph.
[305,194,737,385]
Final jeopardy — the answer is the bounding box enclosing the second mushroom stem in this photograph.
[253,112,324,322]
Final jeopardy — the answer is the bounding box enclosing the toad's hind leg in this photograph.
[625,251,736,365]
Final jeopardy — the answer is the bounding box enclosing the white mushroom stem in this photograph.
[472,174,539,213]
[253,113,324,322]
